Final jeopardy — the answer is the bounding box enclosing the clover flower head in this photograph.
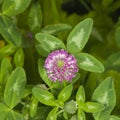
[44,49,78,82]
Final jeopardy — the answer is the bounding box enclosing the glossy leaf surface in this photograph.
[67,18,93,54]
[35,33,66,57]
[75,53,105,73]
[4,67,26,108]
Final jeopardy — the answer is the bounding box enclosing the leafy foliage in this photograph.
[0,0,120,120]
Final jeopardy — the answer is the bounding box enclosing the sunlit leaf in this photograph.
[67,18,93,54]
[77,109,86,120]
[32,87,58,106]
[82,102,104,113]
[75,53,105,73]
[58,84,73,102]
[0,44,16,58]
[92,77,116,120]
[30,97,38,117]
[2,0,32,16]
[35,33,66,57]
[13,47,24,67]
[46,107,58,120]
[76,85,85,104]
[70,115,77,120]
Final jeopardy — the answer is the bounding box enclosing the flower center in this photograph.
[57,60,64,67]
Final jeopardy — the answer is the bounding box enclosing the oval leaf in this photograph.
[30,97,38,117]
[28,1,42,33]
[0,15,22,46]
[41,24,72,35]
[67,18,93,54]
[2,0,32,16]
[77,109,86,120]
[0,44,17,58]
[82,102,104,113]
[70,115,77,120]
[6,111,24,120]
[4,67,26,108]
[75,53,105,73]
[13,47,24,67]
[76,85,85,104]
[58,84,73,102]
[46,107,58,120]
[32,87,58,106]
[0,58,13,85]
[38,58,52,87]
[92,77,116,120]
[0,103,9,120]
[35,33,66,57]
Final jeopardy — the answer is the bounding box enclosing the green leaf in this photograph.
[46,107,58,120]
[110,115,120,120]
[0,103,9,120]
[58,84,73,102]
[63,111,68,120]
[115,27,120,48]
[0,15,22,46]
[75,53,105,73]
[81,102,104,113]
[76,85,85,104]
[28,1,42,33]
[13,47,24,67]
[4,67,26,109]
[71,73,80,85]
[35,33,66,57]
[22,105,29,120]
[41,24,72,35]
[104,52,120,71]
[32,87,58,106]
[92,77,116,120]
[0,58,13,85]
[0,44,17,58]
[23,85,33,98]
[67,18,93,54]
[5,111,24,120]
[2,0,32,16]
[77,109,86,120]
[70,115,77,120]
[38,58,52,87]
[30,97,38,117]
